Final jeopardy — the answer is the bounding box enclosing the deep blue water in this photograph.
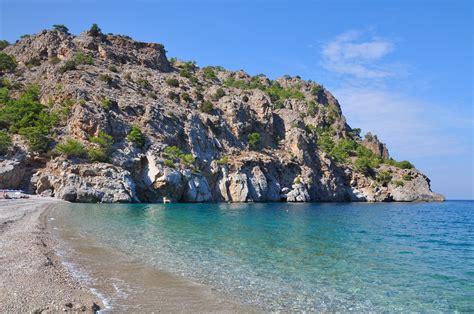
[54,201,473,311]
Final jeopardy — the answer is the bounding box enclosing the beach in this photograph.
[0,197,102,312]
[0,198,254,312]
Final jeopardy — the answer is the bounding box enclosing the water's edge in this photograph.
[47,205,256,312]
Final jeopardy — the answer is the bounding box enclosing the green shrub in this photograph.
[402,174,412,181]
[329,139,358,163]
[164,159,175,168]
[163,145,195,166]
[396,160,414,169]
[89,131,113,148]
[0,52,17,72]
[202,66,217,79]
[137,78,151,89]
[0,40,9,51]
[166,78,180,87]
[53,24,69,34]
[384,158,414,169]
[26,58,41,68]
[317,131,335,153]
[307,100,318,116]
[58,60,76,73]
[19,125,51,153]
[200,100,213,113]
[99,74,113,84]
[189,76,199,85]
[266,81,305,103]
[0,130,12,155]
[169,57,177,65]
[164,145,183,159]
[101,98,113,110]
[354,146,381,173]
[311,84,323,96]
[212,88,225,100]
[0,87,9,103]
[88,23,101,37]
[55,139,86,157]
[376,170,392,186]
[393,180,404,187]
[181,92,191,103]
[349,128,361,139]
[88,147,108,162]
[0,85,57,153]
[75,50,94,65]
[179,61,196,72]
[181,153,195,165]
[127,125,145,148]
[167,91,180,101]
[216,156,229,165]
[248,132,261,150]
[180,68,191,78]
[364,133,374,141]
[88,131,113,162]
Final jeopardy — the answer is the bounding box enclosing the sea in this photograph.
[49,201,473,312]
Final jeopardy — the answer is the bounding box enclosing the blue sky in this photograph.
[1,0,473,199]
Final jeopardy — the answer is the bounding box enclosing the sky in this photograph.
[1,0,473,199]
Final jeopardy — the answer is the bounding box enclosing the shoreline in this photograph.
[0,197,103,312]
[1,198,256,312]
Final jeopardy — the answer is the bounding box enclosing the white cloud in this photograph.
[321,30,397,79]
[333,87,472,159]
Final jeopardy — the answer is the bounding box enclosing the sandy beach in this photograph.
[0,198,254,312]
[0,197,103,312]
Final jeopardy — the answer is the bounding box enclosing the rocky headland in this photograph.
[0,25,444,203]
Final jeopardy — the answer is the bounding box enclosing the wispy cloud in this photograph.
[316,30,473,198]
[321,30,398,79]
[333,87,472,159]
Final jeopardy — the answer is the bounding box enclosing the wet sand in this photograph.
[0,197,102,312]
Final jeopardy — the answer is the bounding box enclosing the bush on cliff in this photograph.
[127,125,146,148]
[55,139,86,157]
[202,66,217,80]
[200,100,213,113]
[0,130,12,155]
[248,132,261,150]
[88,23,101,37]
[0,40,9,51]
[385,158,414,169]
[53,24,69,34]
[58,60,76,73]
[0,52,17,73]
[166,78,180,87]
[88,131,113,162]
[0,85,57,153]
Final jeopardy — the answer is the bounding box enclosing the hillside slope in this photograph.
[0,26,444,203]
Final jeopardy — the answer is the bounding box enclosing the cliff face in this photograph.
[0,28,444,203]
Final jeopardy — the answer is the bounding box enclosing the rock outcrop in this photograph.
[0,27,444,203]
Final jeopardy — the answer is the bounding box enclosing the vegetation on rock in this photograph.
[0,52,17,73]
[127,125,146,148]
[55,139,86,157]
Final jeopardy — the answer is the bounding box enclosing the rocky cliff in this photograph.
[0,26,444,203]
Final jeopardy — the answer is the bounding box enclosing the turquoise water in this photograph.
[53,201,473,311]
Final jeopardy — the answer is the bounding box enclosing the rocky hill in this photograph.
[0,25,444,203]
